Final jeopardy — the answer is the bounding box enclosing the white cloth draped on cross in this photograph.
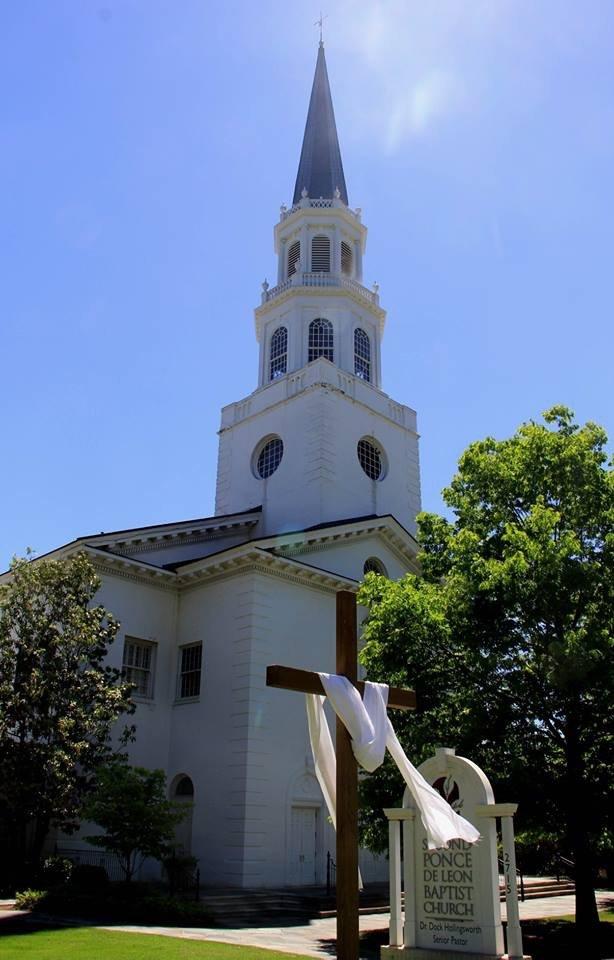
[306,673,480,850]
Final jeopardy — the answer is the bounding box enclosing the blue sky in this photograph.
[2,0,613,565]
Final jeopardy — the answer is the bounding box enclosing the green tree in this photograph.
[358,407,613,939]
[0,553,134,888]
[84,761,186,882]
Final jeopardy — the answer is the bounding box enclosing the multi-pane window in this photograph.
[341,241,353,276]
[311,235,330,272]
[364,557,387,576]
[308,318,334,363]
[354,328,371,382]
[269,326,288,381]
[287,240,300,277]
[256,436,284,478]
[178,643,202,699]
[357,437,384,480]
[123,638,156,699]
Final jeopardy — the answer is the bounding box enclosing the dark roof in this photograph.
[293,42,348,206]
[75,505,262,543]
[166,513,416,571]
[7,505,264,572]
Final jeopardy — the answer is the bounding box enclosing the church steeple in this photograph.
[215,41,421,538]
[293,42,348,206]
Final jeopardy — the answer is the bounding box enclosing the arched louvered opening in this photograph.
[308,318,334,363]
[364,557,388,577]
[287,240,300,278]
[269,326,288,381]
[311,235,331,273]
[354,328,371,382]
[341,241,353,277]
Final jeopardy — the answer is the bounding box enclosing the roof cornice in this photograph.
[175,545,358,594]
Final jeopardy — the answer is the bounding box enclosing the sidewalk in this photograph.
[98,890,614,959]
[3,891,614,958]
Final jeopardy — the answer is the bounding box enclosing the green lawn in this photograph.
[0,928,309,960]
[3,915,614,960]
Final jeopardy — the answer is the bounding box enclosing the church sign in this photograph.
[382,748,528,960]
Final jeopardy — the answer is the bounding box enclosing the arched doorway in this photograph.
[170,774,194,855]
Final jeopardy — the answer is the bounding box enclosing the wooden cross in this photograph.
[266,591,416,960]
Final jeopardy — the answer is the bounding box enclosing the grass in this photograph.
[3,912,614,960]
[0,928,309,960]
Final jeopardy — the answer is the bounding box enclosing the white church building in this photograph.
[51,42,422,888]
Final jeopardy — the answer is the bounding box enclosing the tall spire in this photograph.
[293,42,348,206]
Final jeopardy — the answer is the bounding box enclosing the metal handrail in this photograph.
[554,853,575,882]
[326,850,336,895]
[498,857,525,902]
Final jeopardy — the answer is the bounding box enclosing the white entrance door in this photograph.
[290,806,318,886]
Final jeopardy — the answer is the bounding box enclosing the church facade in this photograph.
[50,43,422,888]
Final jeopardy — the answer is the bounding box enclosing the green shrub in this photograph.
[37,885,214,925]
[70,863,109,890]
[38,856,73,888]
[15,889,48,909]
[162,853,198,891]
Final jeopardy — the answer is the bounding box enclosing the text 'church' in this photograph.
[51,42,422,887]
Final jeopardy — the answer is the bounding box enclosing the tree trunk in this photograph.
[565,721,600,941]
[30,815,51,871]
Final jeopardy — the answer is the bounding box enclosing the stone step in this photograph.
[198,877,578,924]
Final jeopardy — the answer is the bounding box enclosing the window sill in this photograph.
[173,696,201,706]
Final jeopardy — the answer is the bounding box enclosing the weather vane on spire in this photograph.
[315,11,328,43]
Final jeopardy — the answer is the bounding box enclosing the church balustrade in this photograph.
[261,272,378,306]
[279,198,362,222]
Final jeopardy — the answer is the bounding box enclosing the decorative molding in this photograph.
[94,516,260,555]
[112,527,251,557]
[221,378,418,438]
[176,549,357,596]
[271,522,419,573]
[254,284,385,340]
[88,558,179,593]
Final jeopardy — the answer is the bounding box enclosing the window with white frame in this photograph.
[357,437,385,480]
[287,240,300,277]
[254,435,284,478]
[123,637,156,699]
[178,643,202,699]
[354,328,371,382]
[311,234,330,272]
[308,318,334,363]
[269,326,288,380]
[341,241,353,276]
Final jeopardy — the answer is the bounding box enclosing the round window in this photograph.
[255,436,284,479]
[364,557,387,577]
[357,437,385,480]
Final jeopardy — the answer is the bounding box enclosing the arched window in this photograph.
[174,775,195,798]
[354,328,371,382]
[364,557,388,577]
[287,240,300,277]
[170,775,195,856]
[269,326,288,381]
[311,235,331,272]
[341,241,353,276]
[308,318,334,363]
[357,437,385,480]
